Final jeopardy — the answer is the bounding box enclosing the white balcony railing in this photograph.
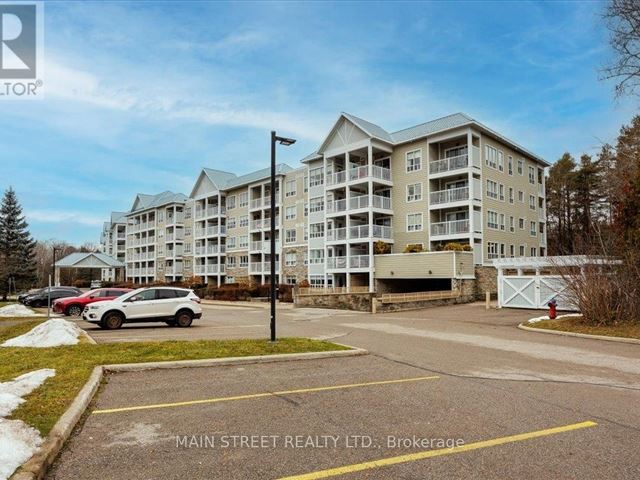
[327,195,392,214]
[430,186,470,205]
[326,165,392,186]
[429,154,469,174]
[430,219,470,237]
[327,255,370,269]
[327,225,393,241]
[250,241,262,251]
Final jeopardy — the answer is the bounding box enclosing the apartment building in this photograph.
[100,111,548,292]
[124,191,188,284]
[99,211,127,281]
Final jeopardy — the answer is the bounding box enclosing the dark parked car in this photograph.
[22,287,82,308]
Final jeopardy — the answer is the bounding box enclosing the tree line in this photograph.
[546,115,640,256]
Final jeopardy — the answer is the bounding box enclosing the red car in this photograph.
[53,288,133,317]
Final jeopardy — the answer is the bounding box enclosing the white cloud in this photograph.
[26,210,105,227]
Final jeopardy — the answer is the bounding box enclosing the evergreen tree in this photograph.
[0,188,37,299]
[546,153,577,254]
[573,154,603,247]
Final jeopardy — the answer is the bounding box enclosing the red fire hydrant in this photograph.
[548,299,557,320]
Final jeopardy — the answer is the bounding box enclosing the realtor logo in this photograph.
[0,3,36,78]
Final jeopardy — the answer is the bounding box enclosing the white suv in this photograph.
[82,287,202,330]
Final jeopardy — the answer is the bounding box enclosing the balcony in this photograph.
[195,245,225,255]
[326,165,392,187]
[195,225,227,237]
[429,186,470,206]
[195,264,225,275]
[166,213,185,225]
[429,147,480,176]
[430,219,470,237]
[326,255,371,270]
[326,195,392,215]
[166,265,184,275]
[326,224,393,242]
[261,217,280,230]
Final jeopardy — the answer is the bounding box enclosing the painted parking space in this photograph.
[47,355,615,480]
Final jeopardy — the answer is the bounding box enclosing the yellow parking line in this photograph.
[92,375,440,415]
[278,421,598,480]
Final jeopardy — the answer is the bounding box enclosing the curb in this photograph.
[12,366,103,480]
[518,323,640,345]
[11,345,367,480]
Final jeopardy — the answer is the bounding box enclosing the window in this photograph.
[285,252,296,266]
[499,184,505,201]
[303,176,308,193]
[520,245,526,256]
[519,217,525,230]
[309,275,324,287]
[227,195,236,210]
[407,213,423,232]
[518,190,524,203]
[239,235,248,248]
[304,203,309,217]
[185,227,192,237]
[530,221,537,236]
[157,211,164,222]
[185,208,192,219]
[239,215,249,227]
[228,217,236,229]
[486,180,498,199]
[227,256,236,267]
[239,192,248,207]
[158,289,177,299]
[285,229,296,243]
[508,187,514,204]
[517,159,524,175]
[407,183,422,202]
[227,237,236,249]
[508,156,513,175]
[498,151,504,172]
[239,255,248,267]
[528,166,535,185]
[310,223,324,238]
[309,167,324,187]
[485,145,498,169]
[285,180,296,197]
[309,197,324,213]
[285,206,296,220]
[184,243,192,253]
[500,243,506,258]
[406,149,422,172]
[509,216,515,233]
[304,252,309,265]
[499,213,505,231]
[510,244,515,257]
[530,247,537,257]
[226,276,235,284]
[529,195,536,211]
[487,210,499,229]
[309,249,324,264]
[487,242,499,259]
[304,226,308,241]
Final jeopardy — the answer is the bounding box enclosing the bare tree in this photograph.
[601,0,640,98]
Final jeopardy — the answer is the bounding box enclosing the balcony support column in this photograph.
[467,129,474,247]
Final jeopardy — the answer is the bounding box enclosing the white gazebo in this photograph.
[54,252,125,286]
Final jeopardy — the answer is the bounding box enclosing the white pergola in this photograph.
[54,252,125,286]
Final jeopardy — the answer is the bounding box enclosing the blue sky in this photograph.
[1,0,635,245]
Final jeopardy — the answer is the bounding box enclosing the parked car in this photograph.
[22,287,83,308]
[82,287,202,330]
[90,280,102,289]
[18,286,82,304]
[52,288,133,317]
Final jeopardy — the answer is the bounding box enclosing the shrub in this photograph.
[298,279,310,288]
[374,241,392,255]
[443,242,468,251]
[403,243,424,253]
[73,279,90,288]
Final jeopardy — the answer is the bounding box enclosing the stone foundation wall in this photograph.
[294,293,374,312]
[375,294,475,313]
[474,266,497,299]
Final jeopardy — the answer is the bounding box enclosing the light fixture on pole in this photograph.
[270,131,296,342]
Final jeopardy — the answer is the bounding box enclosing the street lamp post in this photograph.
[270,131,296,342]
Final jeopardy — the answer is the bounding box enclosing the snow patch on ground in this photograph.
[2,319,84,348]
[527,313,582,324]
[0,369,56,480]
[0,304,41,317]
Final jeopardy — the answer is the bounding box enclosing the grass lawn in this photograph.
[528,316,640,340]
[0,318,348,436]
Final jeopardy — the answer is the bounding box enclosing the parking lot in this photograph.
[49,303,640,479]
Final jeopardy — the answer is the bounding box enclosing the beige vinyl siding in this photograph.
[375,251,473,279]
[389,139,429,252]
[480,134,545,262]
